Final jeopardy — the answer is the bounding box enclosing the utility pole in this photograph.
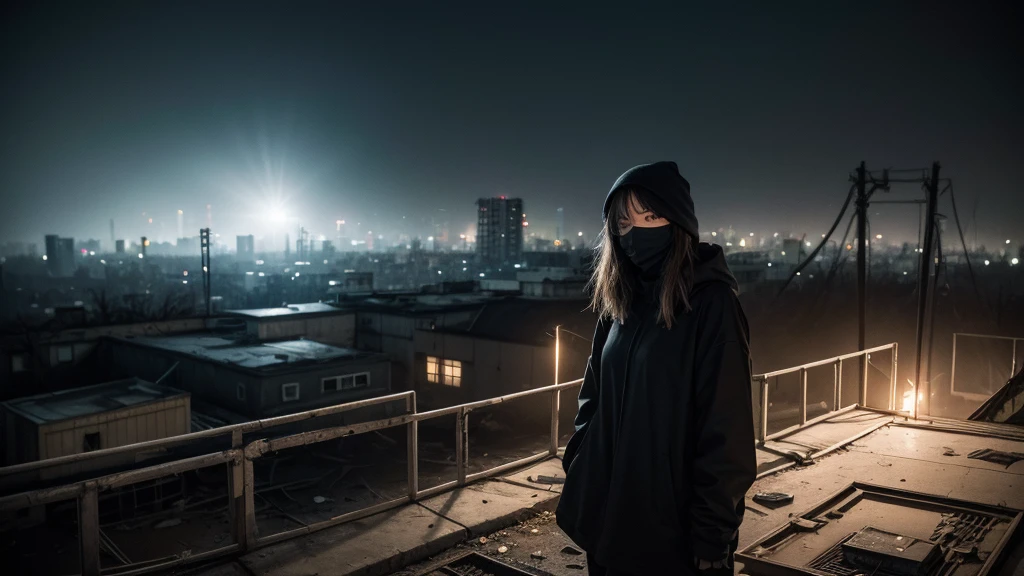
[855,161,868,402]
[200,228,212,316]
[913,162,940,418]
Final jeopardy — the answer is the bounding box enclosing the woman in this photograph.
[556,161,756,575]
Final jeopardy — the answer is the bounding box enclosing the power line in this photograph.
[945,182,986,315]
[776,183,857,296]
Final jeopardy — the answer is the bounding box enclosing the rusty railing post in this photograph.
[890,343,898,411]
[859,353,869,407]
[228,453,246,549]
[759,377,769,444]
[800,368,808,424]
[550,326,561,456]
[455,407,468,486]
[79,481,101,576]
[243,455,258,548]
[407,393,418,500]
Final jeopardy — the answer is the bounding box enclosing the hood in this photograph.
[693,243,739,294]
[603,161,698,239]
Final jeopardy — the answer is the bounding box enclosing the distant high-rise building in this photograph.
[476,197,525,267]
[115,239,125,254]
[177,210,184,241]
[237,235,255,259]
[284,233,291,258]
[556,207,565,242]
[45,234,76,277]
[109,219,116,247]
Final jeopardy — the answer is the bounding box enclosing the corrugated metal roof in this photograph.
[1,378,188,425]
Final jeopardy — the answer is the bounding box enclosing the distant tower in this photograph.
[200,228,212,316]
[177,209,184,241]
[476,196,525,267]
[556,207,565,242]
[285,233,291,258]
[109,219,115,249]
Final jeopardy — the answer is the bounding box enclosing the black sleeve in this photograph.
[562,317,609,473]
[688,293,757,561]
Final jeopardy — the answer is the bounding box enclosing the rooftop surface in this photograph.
[1,377,187,425]
[222,302,345,319]
[114,333,382,373]
[190,409,1024,576]
[452,297,596,345]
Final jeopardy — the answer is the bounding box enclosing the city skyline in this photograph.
[2,2,1021,249]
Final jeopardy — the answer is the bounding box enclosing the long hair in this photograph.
[587,188,696,329]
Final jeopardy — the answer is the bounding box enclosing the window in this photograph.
[11,354,27,373]
[83,432,101,452]
[442,359,462,387]
[323,372,370,393]
[427,356,439,383]
[281,383,300,402]
[56,345,73,364]
[236,383,247,401]
[323,376,340,392]
[427,356,461,387]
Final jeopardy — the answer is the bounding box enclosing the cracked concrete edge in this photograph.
[469,492,561,538]
[351,522,471,576]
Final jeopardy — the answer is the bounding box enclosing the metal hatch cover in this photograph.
[737,482,1022,576]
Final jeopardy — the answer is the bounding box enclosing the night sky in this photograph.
[2,1,1020,250]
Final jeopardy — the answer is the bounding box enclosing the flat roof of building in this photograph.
[223,302,345,319]
[112,333,385,374]
[1,378,188,425]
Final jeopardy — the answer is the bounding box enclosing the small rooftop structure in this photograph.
[223,302,355,346]
[114,334,375,374]
[2,378,190,468]
[2,378,187,425]
[223,302,343,319]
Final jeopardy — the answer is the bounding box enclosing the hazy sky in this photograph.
[2,1,1021,250]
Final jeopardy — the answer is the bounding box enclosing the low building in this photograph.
[413,297,596,421]
[2,377,189,468]
[108,334,391,419]
[350,296,489,392]
[224,302,355,347]
[0,316,209,402]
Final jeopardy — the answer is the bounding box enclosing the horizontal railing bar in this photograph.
[465,452,549,483]
[99,450,239,490]
[416,378,584,420]
[0,391,414,477]
[255,496,409,547]
[0,482,84,512]
[764,404,859,442]
[252,415,418,456]
[952,332,1024,342]
[413,480,459,500]
[757,343,895,379]
[99,544,240,576]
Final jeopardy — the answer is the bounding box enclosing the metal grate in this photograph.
[421,551,556,576]
[807,533,903,576]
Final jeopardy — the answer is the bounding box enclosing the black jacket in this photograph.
[555,243,756,574]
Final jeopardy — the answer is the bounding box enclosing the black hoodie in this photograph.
[556,165,756,574]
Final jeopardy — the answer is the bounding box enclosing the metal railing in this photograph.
[0,377,585,576]
[752,343,899,443]
[951,333,1023,402]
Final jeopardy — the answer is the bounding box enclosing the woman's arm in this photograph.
[562,317,610,473]
[688,292,757,562]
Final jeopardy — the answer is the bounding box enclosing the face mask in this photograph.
[619,225,673,275]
